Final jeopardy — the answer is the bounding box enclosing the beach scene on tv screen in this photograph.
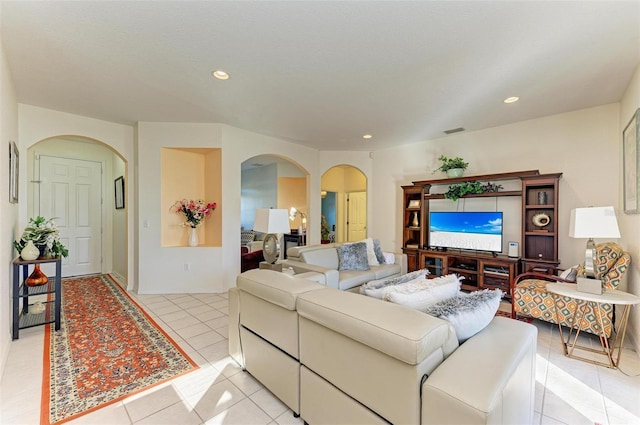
[430,212,502,252]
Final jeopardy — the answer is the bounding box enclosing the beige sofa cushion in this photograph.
[238,269,325,310]
[297,288,457,365]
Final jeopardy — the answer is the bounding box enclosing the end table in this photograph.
[546,282,639,369]
[12,257,62,340]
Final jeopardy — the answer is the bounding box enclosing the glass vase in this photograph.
[188,227,199,247]
[26,264,48,286]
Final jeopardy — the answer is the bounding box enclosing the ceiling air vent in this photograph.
[443,127,465,135]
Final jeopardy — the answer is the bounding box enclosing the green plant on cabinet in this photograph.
[444,181,503,201]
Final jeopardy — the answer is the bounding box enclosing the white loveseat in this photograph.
[229,269,537,425]
[282,242,407,291]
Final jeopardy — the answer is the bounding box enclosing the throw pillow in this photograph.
[361,272,429,299]
[383,252,396,264]
[384,274,461,309]
[355,238,379,266]
[362,268,429,291]
[240,230,256,245]
[373,239,386,264]
[337,242,370,271]
[421,289,502,343]
[559,265,579,282]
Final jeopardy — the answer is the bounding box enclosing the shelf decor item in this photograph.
[171,198,217,246]
[20,240,40,261]
[412,211,419,227]
[188,228,199,247]
[26,264,48,286]
[13,216,69,259]
[537,191,547,205]
[434,155,469,178]
[532,213,551,228]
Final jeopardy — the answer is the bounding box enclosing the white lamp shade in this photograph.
[253,209,290,234]
[569,206,620,239]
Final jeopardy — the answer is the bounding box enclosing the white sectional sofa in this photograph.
[229,269,537,425]
[282,243,407,291]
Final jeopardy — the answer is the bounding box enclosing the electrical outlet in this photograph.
[184,263,190,271]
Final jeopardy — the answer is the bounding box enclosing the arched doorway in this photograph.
[321,165,367,243]
[27,136,128,282]
[241,154,309,260]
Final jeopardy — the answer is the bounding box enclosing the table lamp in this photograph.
[289,207,307,234]
[569,206,620,279]
[253,208,291,269]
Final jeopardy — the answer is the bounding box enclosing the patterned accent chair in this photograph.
[512,242,630,337]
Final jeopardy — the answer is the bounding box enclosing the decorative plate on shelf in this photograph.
[532,213,551,227]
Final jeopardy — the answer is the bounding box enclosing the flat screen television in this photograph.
[429,211,503,253]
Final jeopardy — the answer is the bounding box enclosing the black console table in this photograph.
[283,233,306,259]
[12,257,62,340]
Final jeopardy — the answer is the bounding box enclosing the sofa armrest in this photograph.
[421,317,537,425]
[280,260,340,289]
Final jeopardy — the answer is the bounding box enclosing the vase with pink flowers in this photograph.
[171,199,217,246]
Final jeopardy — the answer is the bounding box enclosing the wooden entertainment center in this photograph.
[402,170,562,295]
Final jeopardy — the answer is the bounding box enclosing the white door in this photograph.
[38,155,102,277]
[347,191,367,241]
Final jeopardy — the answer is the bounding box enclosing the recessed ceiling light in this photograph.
[504,96,519,104]
[212,70,230,80]
[363,134,373,139]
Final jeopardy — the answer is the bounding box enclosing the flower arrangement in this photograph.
[172,199,217,228]
[14,216,69,258]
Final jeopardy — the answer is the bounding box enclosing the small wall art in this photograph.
[9,141,18,203]
[623,108,640,214]
[114,176,125,209]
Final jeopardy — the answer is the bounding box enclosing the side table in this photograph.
[12,257,62,340]
[546,282,640,369]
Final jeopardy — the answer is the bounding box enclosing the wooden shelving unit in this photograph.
[402,170,562,292]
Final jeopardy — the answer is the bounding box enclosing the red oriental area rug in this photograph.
[42,274,198,425]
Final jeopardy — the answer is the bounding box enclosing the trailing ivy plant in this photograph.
[444,181,503,201]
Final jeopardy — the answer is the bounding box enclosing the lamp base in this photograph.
[583,238,597,278]
[576,277,602,294]
[259,261,282,272]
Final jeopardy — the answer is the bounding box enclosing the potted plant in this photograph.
[321,215,331,243]
[14,216,69,258]
[434,155,469,178]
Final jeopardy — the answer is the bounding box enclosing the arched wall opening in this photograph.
[321,165,367,243]
[26,135,128,283]
[241,154,309,257]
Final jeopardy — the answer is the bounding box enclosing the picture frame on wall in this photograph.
[9,141,18,204]
[623,108,640,214]
[114,176,125,209]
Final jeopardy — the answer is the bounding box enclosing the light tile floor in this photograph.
[1,289,639,425]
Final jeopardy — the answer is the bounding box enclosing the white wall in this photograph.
[26,137,121,275]
[619,63,640,352]
[18,105,136,288]
[0,29,19,376]
[222,125,320,291]
[136,123,320,293]
[112,152,127,280]
[371,102,634,343]
[372,103,621,265]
